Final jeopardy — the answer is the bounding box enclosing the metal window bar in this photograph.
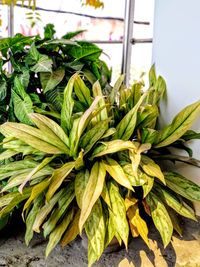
[8,1,153,81]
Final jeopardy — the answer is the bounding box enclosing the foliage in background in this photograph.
[0,0,36,9]
[81,0,104,9]
[0,65,200,266]
[0,0,104,9]
[0,23,111,138]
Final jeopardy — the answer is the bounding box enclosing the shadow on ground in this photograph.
[0,213,200,267]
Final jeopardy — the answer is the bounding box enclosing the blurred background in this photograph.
[0,0,155,85]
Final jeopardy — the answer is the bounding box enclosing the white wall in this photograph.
[152,0,200,213]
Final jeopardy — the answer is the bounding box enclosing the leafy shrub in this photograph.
[0,24,111,131]
[0,66,200,266]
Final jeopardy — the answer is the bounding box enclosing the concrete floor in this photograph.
[0,215,200,267]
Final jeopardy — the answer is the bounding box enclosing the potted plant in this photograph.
[0,23,111,231]
[0,65,200,266]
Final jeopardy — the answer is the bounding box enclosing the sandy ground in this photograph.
[0,214,200,267]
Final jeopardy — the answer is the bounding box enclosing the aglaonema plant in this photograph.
[0,67,200,266]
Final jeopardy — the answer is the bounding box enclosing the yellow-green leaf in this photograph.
[127,204,150,247]
[75,169,90,209]
[79,161,106,232]
[108,181,129,248]
[44,182,75,237]
[164,171,200,202]
[19,155,55,193]
[33,189,64,233]
[45,208,74,258]
[146,191,173,248]
[0,122,63,154]
[102,157,133,191]
[61,209,80,247]
[23,178,50,214]
[114,87,152,140]
[101,182,111,208]
[140,155,165,185]
[85,199,105,259]
[29,113,70,151]
[154,99,200,148]
[80,118,111,155]
[74,75,92,107]
[25,193,43,245]
[92,80,108,121]
[153,183,197,221]
[61,73,77,132]
[46,162,75,201]
[91,140,137,159]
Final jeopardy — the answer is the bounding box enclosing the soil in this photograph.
[0,213,200,267]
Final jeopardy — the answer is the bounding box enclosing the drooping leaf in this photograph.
[25,193,44,245]
[85,199,105,259]
[0,159,38,180]
[79,161,106,232]
[103,157,133,191]
[44,182,75,237]
[46,162,75,201]
[0,122,63,154]
[108,181,129,248]
[23,178,51,214]
[140,155,165,185]
[153,183,197,221]
[146,191,173,248]
[122,164,146,186]
[166,207,182,237]
[164,172,200,201]
[45,208,74,258]
[33,189,64,233]
[127,203,150,247]
[1,167,53,192]
[101,182,111,208]
[29,113,70,151]
[75,169,90,209]
[91,140,137,159]
[18,155,55,193]
[61,209,80,247]
[0,187,32,219]
[154,100,200,148]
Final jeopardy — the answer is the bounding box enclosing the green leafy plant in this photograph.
[0,24,111,135]
[0,67,200,266]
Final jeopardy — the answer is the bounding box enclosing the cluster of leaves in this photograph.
[1,0,104,9]
[81,0,104,9]
[0,0,36,9]
[0,66,200,267]
[0,23,111,137]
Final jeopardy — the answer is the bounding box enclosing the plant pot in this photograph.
[81,231,122,253]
